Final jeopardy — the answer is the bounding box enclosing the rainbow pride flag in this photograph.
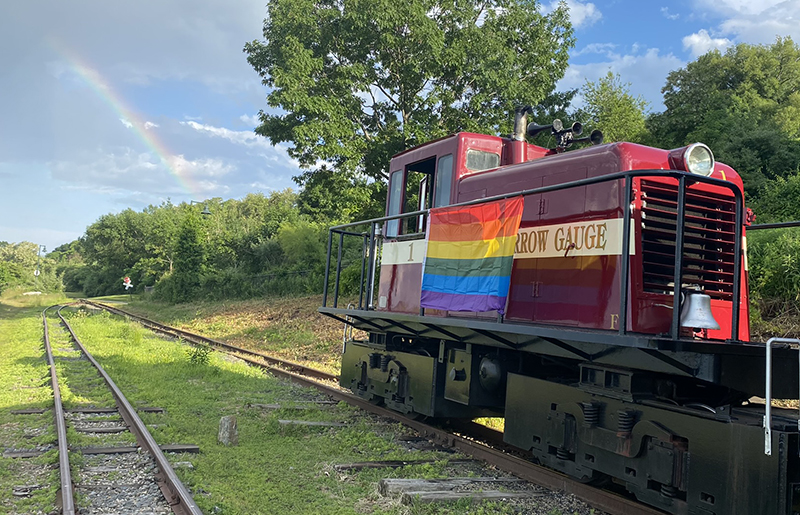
[420,197,524,313]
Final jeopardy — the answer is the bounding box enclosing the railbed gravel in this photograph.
[76,452,172,515]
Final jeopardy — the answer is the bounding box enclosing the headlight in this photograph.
[668,143,715,176]
[685,143,714,176]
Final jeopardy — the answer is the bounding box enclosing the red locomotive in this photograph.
[320,107,800,514]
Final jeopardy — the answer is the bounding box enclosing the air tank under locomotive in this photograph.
[319,109,800,514]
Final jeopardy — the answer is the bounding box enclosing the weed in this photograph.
[186,344,212,366]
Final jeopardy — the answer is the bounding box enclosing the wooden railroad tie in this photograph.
[278,420,347,427]
[335,459,476,472]
[379,477,535,505]
[10,409,47,415]
[248,401,338,410]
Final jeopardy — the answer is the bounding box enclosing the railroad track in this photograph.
[38,304,202,515]
[83,299,664,515]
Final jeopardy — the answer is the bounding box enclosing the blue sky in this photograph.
[1,0,797,252]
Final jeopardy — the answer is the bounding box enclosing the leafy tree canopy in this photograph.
[577,71,649,144]
[648,37,800,194]
[244,0,574,183]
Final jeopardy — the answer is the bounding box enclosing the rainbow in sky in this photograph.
[51,43,200,197]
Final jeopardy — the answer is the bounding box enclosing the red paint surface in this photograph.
[377,137,750,341]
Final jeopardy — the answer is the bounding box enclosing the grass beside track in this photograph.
[92,294,345,376]
[3,293,534,514]
[0,292,70,514]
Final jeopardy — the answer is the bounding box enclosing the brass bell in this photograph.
[679,291,720,330]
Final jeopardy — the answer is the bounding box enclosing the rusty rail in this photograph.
[85,300,659,514]
[42,306,76,515]
[55,306,202,515]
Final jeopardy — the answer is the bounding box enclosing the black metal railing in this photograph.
[322,169,745,342]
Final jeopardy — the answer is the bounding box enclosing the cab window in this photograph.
[434,154,453,207]
[386,170,403,237]
[466,149,500,172]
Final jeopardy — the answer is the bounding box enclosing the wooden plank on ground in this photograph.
[248,401,338,410]
[138,407,165,413]
[78,444,199,455]
[380,477,524,495]
[400,490,533,504]
[67,406,163,414]
[3,450,45,458]
[78,446,139,455]
[278,420,346,427]
[11,409,47,415]
[335,459,476,472]
[73,426,128,433]
[159,444,200,453]
[67,407,117,414]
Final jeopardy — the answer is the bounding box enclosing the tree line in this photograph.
[3,1,800,324]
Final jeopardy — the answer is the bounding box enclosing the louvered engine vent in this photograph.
[640,180,736,300]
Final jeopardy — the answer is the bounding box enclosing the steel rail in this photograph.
[55,306,202,515]
[84,301,659,515]
[82,299,337,381]
[42,306,76,515]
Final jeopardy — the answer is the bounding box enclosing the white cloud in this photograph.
[661,7,680,20]
[144,121,159,130]
[695,0,784,17]
[559,47,684,110]
[543,0,602,28]
[573,43,617,57]
[239,114,260,126]
[691,0,800,44]
[168,154,234,178]
[683,29,733,57]
[49,147,232,197]
[119,118,133,129]
[249,181,276,191]
[180,120,272,149]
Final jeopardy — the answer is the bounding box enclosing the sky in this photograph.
[1,0,798,253]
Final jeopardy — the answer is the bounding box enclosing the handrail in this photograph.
[323,168,745,342]
[764,337,800,456]
[327,169,742,231]
[749,220,800,230]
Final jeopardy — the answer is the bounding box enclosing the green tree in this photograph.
[170,213,207,302]
[244,0,574,184]
[0,241,39,270]
[648,37,800,194]
[578,71,649,143]
[295,169,380,222]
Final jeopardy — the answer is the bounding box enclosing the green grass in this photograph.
[54,308,488,514]
[0,297,60,514]
[89,295,348,375]
[0,295,543,514]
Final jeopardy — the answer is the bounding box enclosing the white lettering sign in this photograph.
[514,219,635,259]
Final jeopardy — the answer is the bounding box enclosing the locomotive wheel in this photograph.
[575,470,611,487]
[367,395,384,406]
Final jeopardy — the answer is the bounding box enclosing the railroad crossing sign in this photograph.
[123,277,133,290]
